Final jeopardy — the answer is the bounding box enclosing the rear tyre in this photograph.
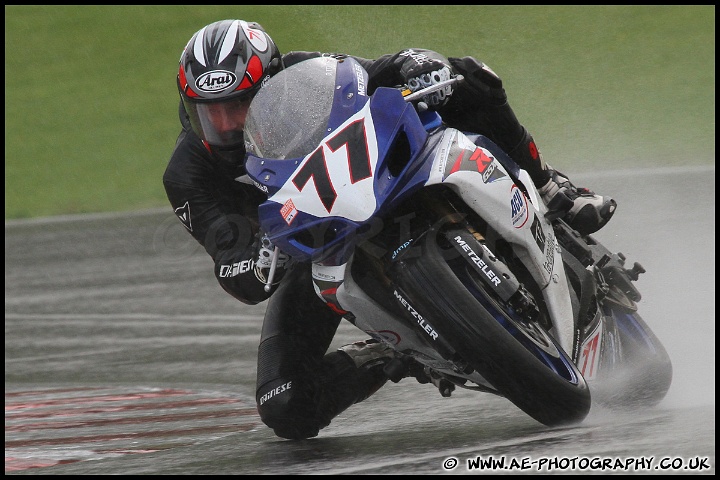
[592,308,673,409]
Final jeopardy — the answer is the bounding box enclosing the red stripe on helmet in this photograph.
[235,55,263,91]
[246,55,263,82]
[178,66,199,98]
[237,77,253,91]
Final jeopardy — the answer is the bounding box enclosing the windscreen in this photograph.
[244,57,338,160]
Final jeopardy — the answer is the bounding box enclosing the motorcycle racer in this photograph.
[163,19,616,439]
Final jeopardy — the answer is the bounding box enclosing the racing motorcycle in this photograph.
[242,56,672,427]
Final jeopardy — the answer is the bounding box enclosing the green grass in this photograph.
[5,5,715,219]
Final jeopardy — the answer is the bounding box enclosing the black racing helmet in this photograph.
[177,19,282,149]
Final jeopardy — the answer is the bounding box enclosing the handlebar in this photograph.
[402,74,464,103]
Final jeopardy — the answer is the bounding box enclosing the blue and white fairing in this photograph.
[244,56,432,265]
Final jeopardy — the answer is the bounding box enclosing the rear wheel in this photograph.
[390,226,591,426]
[592,307,673,408]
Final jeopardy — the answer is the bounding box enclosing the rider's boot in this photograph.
[338,339,454,399]
[507,130,617,235]
[537,169,617,235]
[335,339,396,402]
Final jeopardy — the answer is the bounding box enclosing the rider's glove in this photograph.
[399,49,455,109]
[447,56,506,106]
[254,232,291,286]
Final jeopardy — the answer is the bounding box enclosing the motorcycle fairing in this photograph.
[578,318,603,380]
[246,87,430,264]
[424,128,576,354]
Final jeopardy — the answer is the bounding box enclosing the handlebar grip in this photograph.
[402,74,464,103]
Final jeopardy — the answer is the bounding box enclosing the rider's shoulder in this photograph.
[282,51,349,69]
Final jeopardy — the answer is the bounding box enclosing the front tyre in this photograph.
[390,227,591,427]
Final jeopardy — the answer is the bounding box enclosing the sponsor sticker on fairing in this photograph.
[391,239,413,260]
[443,142,506,184]
[530,214,556,274]
[531,215,546,252]
[353,62,367,96]
[252,180,269,193]
[280,198,298,225]
[510,184,529,228]
[578,322,603,380]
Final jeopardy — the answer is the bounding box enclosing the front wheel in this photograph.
[390,227,591,427]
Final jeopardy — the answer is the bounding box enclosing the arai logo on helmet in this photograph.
[195,70,237,93]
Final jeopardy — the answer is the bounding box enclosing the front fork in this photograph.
[262,245,283,292]
[415,191,542,325]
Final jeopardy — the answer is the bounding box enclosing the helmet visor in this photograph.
[183,96,252,147]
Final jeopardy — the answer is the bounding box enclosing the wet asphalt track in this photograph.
[5,166,715,475]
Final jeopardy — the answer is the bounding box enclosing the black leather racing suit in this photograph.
[163,49,547,439]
